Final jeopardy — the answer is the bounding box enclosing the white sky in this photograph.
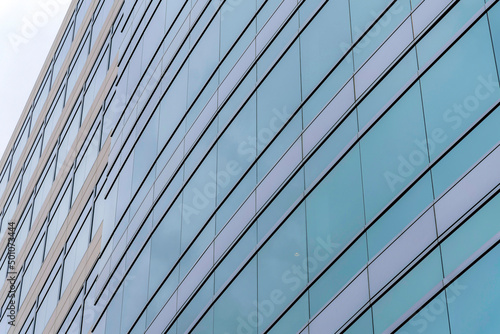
[0,0,71,162]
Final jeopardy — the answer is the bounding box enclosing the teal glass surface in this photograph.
[357,49,418,129]
[158,67,188,148]
[373,249,444,334]
[302,52,354,127]
[132,111,158,190]
[257,13,299,80]
[300,0,351,95]
[149,201,181,296]
[432,107,500,196]
[214,259,258,334]
[215,166,257,233]
[257,169,305,240]
[105,286,123,334]
[416,0,485,67]
[305,146,365,278]
[447,244,500,334]
[308,236,368,316]
[257,112,302,182]
[420,17,500,161]
[179,218,215,279]
[220,0,256,55]
[257,204,308,333]
[180,150,216,251]
[177,275,214,333]
[187,18,220,104]
[411,0,423,8]
[350,0,392,41]
[268,294,309,334]
[441,193,500,276]
[121,242,151,332]
[214,225,257,292]
[367,172,434,259]
[304,112,358,188]
[217,96,256,203]
[395,291,451,334]
[345,309,374,334]
[360,84,428,221]
[489,2,500,74]
[257,43,301,155]
[353,0,411,70]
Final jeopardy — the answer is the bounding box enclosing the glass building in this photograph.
[1,0,500,333]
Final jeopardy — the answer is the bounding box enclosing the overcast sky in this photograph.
[0,0,71,162]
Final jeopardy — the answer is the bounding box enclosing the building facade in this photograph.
[1,0,500,333]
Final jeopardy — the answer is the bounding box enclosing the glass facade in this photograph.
[0,0,500,333]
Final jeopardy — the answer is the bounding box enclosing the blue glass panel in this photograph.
[360,84,428,220]
[306,146,365,279]
[432,107,500,196]
[420,17,500,161]
[395,291,451,334]
[446,243,500,334]
[416,0,485,67]
[309,236,368,316]
[357,49,418,129]
[214,259,258,334]
[258,204,307,332]
[268,294,309,334]
[367,172,434,259]
[373,249,444,334]
[300,0,352,95]
[353,0,411,70]
[441,193,500,276]
[345,309,374,334]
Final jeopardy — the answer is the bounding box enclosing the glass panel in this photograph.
[214,259,257,334]
[220,0,256,55]
[180,150,216,251]
[149,197,181,296]
[489,2,500,75]
[446,243,500,334]
[372,249,444,334]
[302,53,354,127]
[217,96,256,204]
[352,0,411,70]
[34,269,61,334]
[300,0,351,95]
[304,112,358,188]
[419,17,500,161]
[349,0,392,41]
[345,309,374,334]
[306,146,365,279]
[132,111,158,190]
[257,42,301,155]
[367,172,434,259]
[158,67,188,148]
[395,291,451,334]
[357,49,418,130]
[416,0,485,67]
[360,84,428,220]
[62,212,91,293]
[431,107,500,196]
[309,236,368,316]
[121,242,151,332]
[268,293,309,334]
[257,204,307,333]
[188,17,220,104]
[441,193,500,276]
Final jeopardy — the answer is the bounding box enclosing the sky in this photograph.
[0,0,71,162]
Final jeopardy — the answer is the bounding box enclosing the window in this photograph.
[360,84,428,220]
[419,17,500,161]
[306,146,365,278]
